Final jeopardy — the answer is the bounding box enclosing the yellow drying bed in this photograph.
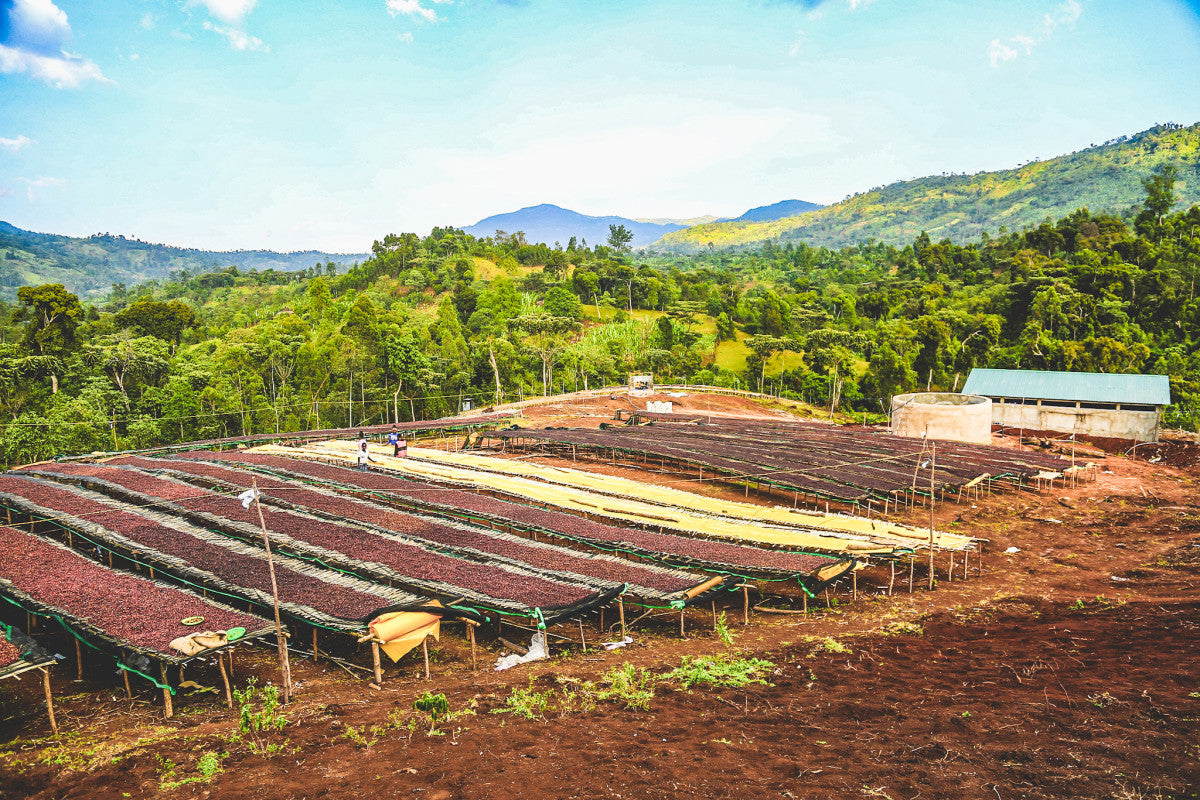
[405,445,976,550]
[254,441,971,555]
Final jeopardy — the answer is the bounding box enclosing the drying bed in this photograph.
[105,457,712,601]
[0,474,416,632]
[96,412,516,456]
[158,450,853,586]
[19,463,609,621]
[482,417,1069,506]
[0,524,272,666]
[0,624,55,681]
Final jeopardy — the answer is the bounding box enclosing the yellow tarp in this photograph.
[369,610,441,663]
[251,441,969,554]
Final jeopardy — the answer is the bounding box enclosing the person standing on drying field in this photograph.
[357,432,371,470]
[386,427,400,457]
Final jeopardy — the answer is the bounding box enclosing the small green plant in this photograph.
[157,751,226,790]
[810,636,851,654]
[414,691,450,721]
[1088,691,1119,708]
[960,711,972,718]
[666,654,775,690]
[595,663,656,710]
[493,683,554,720]
[231,680,288,756]
[1070,599,1086,611]
[713,611,735,648]
[880,621,923,637]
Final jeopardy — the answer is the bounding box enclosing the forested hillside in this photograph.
[655,123,1200,252]
[0,222,367,301]
[0,164,1196,466]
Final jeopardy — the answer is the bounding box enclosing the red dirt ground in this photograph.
[2,396,1199,800]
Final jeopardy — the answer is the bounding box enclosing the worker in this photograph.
[356,432,371,470]
[386,427,400,457]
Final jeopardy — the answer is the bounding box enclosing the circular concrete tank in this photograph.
[890,393,992,445]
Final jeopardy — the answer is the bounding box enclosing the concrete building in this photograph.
[960,368,1171,442]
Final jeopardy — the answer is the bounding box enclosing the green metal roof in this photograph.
[961,368,1170,406]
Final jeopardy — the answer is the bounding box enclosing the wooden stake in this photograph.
[888,561,895,597]
[217,653,233,709]
[312,628,319,662]
[74,638,83,682]
[371,641,383,685]
[802,591,808,617]
[948,552,955,582]
[908,557,915,593]
[123,669,132,700]
[251,478,292,703]
[929,443,937,591]
[742,586,750,625]
[618,596,626,638]
[468,623,477,671]
[422,637,431,681]
[42,668,57,734]
[160,664,173,719]
[852,569,858,600]
[679,608,685,637]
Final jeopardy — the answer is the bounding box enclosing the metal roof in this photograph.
[961,368,1171,406]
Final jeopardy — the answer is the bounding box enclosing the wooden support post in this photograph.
[42,669,57,735]
[598,607,604,633]
[160,664,173,719]
[217,654,233,709]
[802,591,808,617]
[578,618,588,653]
[852,569,858,600]
[948,552,955,582]
[74,638,83,682]
[962,550,969,580]
[468,623,478,671]
[679,608,686,637]
[371,641,383,686]
[422,637,431,681]
[619,596,626,638]
[908,557,915,593]
[123,669,132,700]
[312,628,319,662]
[742,586,750,625]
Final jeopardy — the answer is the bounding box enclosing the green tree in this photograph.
[14,284,83,394]
[607,224,634,253]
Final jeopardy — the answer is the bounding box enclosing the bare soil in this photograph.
[2,397,1199,800]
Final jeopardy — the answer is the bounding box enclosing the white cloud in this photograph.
[203,21,269,52]
[16,176,65,202]
[0,44,110,87]
[0,135,35,153]
[788,29,806,57]
[990,0,1085,67]
[398,31,415,43]
[987,39,1018,67]
[140,12,156,31]
[847,0,875,10]
[189,0,258,25]
[386,0,452,24]
[0,0,109,87]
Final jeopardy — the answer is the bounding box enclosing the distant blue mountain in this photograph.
[731,199,823,223]
[462,204,686,249]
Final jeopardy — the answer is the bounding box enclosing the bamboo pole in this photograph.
[251,478,292,703]
[42,669,57,734]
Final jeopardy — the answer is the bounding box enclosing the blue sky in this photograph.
[1,0,1198,252]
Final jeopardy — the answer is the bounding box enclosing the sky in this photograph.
[1,0,1199,253]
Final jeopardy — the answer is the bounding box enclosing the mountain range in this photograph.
[652,122,1200,252]
[462,199,823,249]
[0,222,367,300]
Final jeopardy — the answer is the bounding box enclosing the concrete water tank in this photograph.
[890,393,992,444]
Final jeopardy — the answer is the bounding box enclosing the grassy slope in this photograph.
[655,123,1200,252]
